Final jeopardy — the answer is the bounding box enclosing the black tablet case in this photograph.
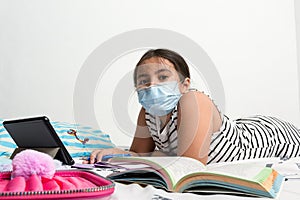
[3,116,75,165]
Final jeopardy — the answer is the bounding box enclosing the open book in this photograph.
[106,156,284,198]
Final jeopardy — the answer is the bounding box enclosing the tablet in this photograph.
[3,116,75,165]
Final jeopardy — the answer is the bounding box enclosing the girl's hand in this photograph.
[84,148,137,164]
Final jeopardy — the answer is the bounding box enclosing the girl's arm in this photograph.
[87,108,155,163]
[177,91,221,164]
[129,108,156,155]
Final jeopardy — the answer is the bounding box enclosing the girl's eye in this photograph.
[158,75,168,81]
[138,79,149,86]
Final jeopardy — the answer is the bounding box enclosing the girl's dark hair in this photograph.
[134,49,190,86]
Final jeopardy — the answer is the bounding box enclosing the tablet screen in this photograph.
[3,116,75,165]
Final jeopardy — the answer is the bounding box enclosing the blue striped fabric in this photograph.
[0,118,115,158]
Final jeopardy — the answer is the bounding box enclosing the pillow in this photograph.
[0,118,17,157]
[0,118,115,158]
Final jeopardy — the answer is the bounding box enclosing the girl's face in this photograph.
[135,57,190,93]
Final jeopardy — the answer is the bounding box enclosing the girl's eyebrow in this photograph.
[137,68,172,79]
[155,68,172,74]
[137,73,150,79]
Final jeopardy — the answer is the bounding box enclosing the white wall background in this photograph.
[0,0,299,146]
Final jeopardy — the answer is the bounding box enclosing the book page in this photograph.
[111,156,206,186]
[206,157,280,179]
[160,157,206,185]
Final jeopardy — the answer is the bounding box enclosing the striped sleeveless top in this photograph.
[145,102,300,164]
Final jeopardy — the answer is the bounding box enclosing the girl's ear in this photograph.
[180,78,191,93]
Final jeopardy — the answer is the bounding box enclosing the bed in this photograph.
[0,118,300,199]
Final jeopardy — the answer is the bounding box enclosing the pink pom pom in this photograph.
[12,150,56,180]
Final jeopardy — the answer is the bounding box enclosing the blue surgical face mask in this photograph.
[137,81,182,116]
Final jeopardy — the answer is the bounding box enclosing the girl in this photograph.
[88,49,300,165]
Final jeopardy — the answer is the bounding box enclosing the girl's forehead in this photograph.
[141,57,173,66]
[136,57,176,74]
